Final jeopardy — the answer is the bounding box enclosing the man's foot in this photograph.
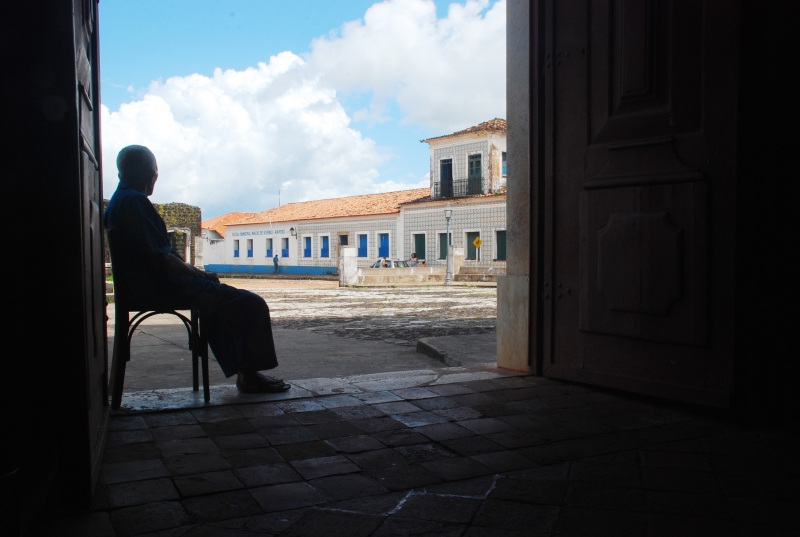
[236,372,291,393]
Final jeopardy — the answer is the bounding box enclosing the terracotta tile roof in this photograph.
[230,188,431,226]
[400,188,507,206]
[421,118,506,143]
[202,212,256,238]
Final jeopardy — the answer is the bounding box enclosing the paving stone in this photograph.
[290,455,361,480]
[212,433,269,451]
[324,492,407,515]
[441,436,504,457]
[309,473,388,500]
[641,467,719,494]
[107,429,154,447]
[158,437,220,457]
[422,457,491,481]
[407,397,456,412]
[431,407,484,421]
[372,401,425,415]
[639,450,712,471]
[470,451,533,472]
[448,393,495,406]
[280,509,385,537]
[427,384,477,396]
[579,450,641,466]
[163,525,253,536]
[460,380,507,392]
[291,409,342,425]
[458,418,516,435]
[520,431,643,465]
[462,526,530,537]
[489,476,570,505]
[250,482,327,513]
[274,440,337,461]
[104,442,162,464]
[423,475,496,496]
[646,491,729,518]
[371,428,429,447]
[351,417,407,434]
[472,500,560,533]
[503,462,570,480]
[565,482,647,512]
[173,470,243,497]
[100,459,170,485]
[109,416,149,431]
[163,452,232,476]
[233,403,285,418]
[647,514,737,537]
[471,403,520,418]
[144,412,198,427]
[373,516,465,537]
[107,478,179,508]
[347,448,411,472]
[151,424,208,442]
[394,494,482,523]
[305,421,364,440]
[555,507,646,537]
[316,394,368,407]
[486,387,540,403]
[396,444,457,464]
[89,484,110,512]
[493,377,536,389]
[224,447,284,468]
[391,387,438,400]
[485,430,546,449]
[561,417,619,435]
[414,422,474,442]
[325,435,385,453]
[276,400,326,413]
[247,415,300,430]
[191,406,243,423]
[330,405,386,420]
[237,509,309,534]
[199,419,255,437]
[371,464,442,491]
[233,463,303,487]
[182,490,263,523]
[110,501,188,536]
[352,391,403,404]
[391,412,449,428]
[570,462,642,488]
[262,426,318,445]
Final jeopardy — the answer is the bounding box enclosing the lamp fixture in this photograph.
[289,227,296,237]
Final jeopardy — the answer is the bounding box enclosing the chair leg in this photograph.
[199,314,210,403]
[110,309,130,410]
[191,310,199,392]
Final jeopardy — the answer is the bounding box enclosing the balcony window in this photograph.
[440,159,453,198]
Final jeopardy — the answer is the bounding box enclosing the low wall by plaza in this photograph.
[355,267,445,285]
[205,264,337,276]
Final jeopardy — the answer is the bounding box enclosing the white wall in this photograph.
[225,223,298,266]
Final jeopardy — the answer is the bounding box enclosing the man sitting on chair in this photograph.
[104,145,290,393]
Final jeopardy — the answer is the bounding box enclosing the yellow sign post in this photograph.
[473,236,483,249]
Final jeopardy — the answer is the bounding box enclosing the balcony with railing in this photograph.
[433,177,484,199]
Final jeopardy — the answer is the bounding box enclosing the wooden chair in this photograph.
[107,230,210,409]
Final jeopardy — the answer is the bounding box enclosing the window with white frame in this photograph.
[233,239,239,258]
[320,235,330,258]
[303,236,312,258]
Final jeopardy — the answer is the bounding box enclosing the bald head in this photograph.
[117,145,157,192]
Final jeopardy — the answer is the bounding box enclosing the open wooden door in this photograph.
[73,0,110,498]
[541,0,740,406]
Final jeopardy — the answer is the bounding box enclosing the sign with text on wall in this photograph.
[231,229,287,237]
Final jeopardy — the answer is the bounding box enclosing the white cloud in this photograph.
[101,0,505,217]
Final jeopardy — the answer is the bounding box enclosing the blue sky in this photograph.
[99,0,505,217]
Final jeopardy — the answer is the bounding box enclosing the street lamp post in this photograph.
[444,204,453,285]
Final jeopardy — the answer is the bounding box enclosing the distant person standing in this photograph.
[273,254,279,274]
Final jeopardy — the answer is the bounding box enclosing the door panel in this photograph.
[543,0,738,406]
[74,0,109,494]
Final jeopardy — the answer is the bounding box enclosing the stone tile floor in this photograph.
[32,376,799,536]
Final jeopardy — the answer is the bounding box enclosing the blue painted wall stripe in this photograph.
[205,264,337,275]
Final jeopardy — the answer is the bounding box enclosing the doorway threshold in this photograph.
[113,364,525,414]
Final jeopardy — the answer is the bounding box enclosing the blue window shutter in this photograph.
[321,236,329,258]
[378,233,389,258]
[304,236,311,258]
[358,234,368,257]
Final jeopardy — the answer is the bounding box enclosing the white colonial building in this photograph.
[201,119,508,275]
